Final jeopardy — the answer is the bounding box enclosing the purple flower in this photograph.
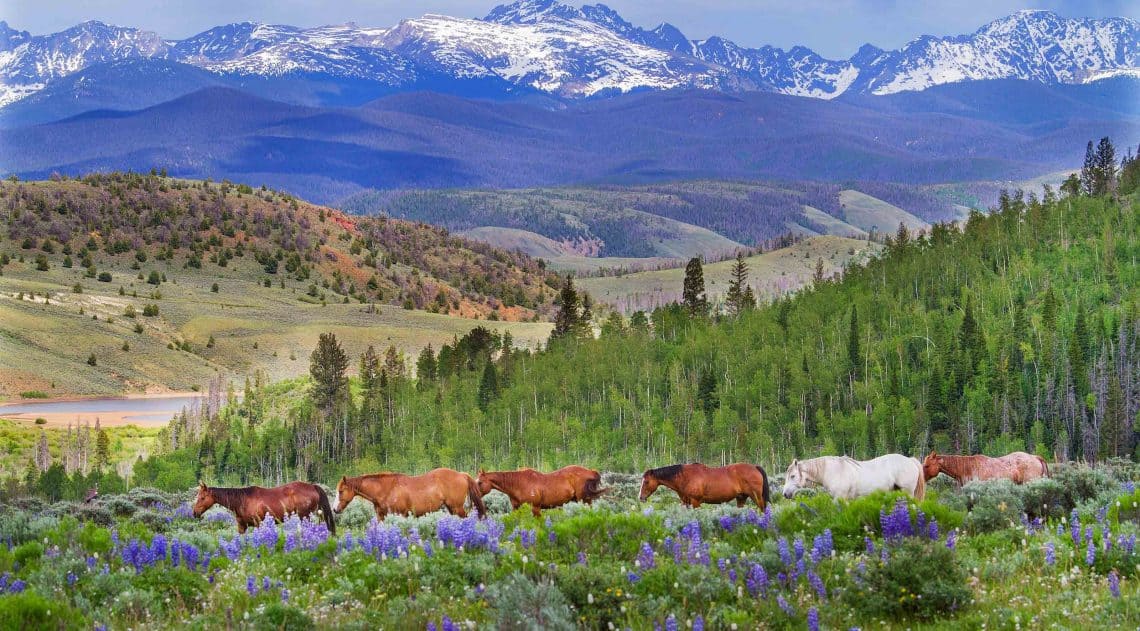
[811,529,834,563]
[807,607,820,631]
[778,538,793,567]
[8,579,26,594]
[281,588,289,603]
[927,520,939,541]
[864,537,875,555]
[1070,510,1081,547]
[247,575,258,596]
[946,530,957,551]
[1108,570,1121,598]
[1086,538,1096,566]
[577,552,587,565]
[66,572,77,587]
[1044,541,1056,565]
[793,537,805,561]
[718,515,737,532]
[441,616,458,631]
[627,572,640,583]
[664,614,679,631]
[746,563,768,598]
[637,542,656,570]
[777,594,794,616]
[693,615,705,631]
[807,570,826,600]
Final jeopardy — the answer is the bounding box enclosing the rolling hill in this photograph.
[0,173,561,397]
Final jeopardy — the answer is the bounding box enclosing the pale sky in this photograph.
[4,0,1138,59]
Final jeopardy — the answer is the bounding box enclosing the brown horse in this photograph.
[192,481,335,534]
[922,451,1050,486]
[476,465,609,517]
[333,468,486,520]
[639,463,771,509]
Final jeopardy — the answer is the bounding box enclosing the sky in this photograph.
[5,0,1138,59]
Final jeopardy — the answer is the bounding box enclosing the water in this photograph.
[0,395,204,424]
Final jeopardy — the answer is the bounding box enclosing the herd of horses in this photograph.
[191,450,1051,534]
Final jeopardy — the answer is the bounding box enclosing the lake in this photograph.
[0,394,205,426]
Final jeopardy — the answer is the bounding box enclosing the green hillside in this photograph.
[838,189,930,235]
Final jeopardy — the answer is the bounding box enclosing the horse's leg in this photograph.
[689,497,701,509]
[736,495,746,508]
[530,504,542,518]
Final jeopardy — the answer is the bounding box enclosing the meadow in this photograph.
[0,462,1136,629]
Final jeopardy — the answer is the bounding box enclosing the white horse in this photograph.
[782,454,925,501]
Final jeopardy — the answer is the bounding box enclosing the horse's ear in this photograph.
[198,480,206,490]
[478,468,485,475]
[791,458,798,466]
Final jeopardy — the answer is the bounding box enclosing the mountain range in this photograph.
[0,2,1137,110]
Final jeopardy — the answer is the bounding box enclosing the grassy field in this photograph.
[837,190,930,235]
[0,254,552,399]
[0,464,1135,629]
[579,236,880,313]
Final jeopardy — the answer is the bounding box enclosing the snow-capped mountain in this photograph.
[0,2,1137,108]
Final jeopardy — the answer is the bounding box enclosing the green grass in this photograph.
[0,419,161,479]
[577,236,880,312]
[838,189,930,235]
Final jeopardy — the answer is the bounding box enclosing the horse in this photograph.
[639,463,771,510]
[922,451,1049,486]
[782,454,925,501]
[333,468,486,520]
[192,481,335,534]
[476,465,609,517]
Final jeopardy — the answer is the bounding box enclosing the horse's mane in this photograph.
[485,469,538,487]
[648,464,684,481]
[209,486,256,507]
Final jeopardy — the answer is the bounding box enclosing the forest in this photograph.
[89,139,1140,493]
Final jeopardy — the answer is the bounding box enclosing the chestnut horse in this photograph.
[639,463,771,510]
[922,451,1049,485]
[192,481,335,534]
[333,468,486,519]
[476,465,608,516]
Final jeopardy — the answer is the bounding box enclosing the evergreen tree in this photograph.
[552,276,580,339]
[725,253,753,315]
[1093,136,1117,196]
[477,362,499,412]
[384,345,406,379]
[846,305,861,381]
[309,332,349,413]
[1080,140,1096,196]
[578,294,594,339]
[681,257,708,317]
[696,369,718,416]
[94,420,110,471]
[360,345,380,394]
[416,345,438,383]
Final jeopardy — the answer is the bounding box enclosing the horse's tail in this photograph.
[912,460,926,501]
[315,485,336,534]
[1037,456,1051,478]
[466,475,487,518]
[582,473,611,501]
[756,465,771,508]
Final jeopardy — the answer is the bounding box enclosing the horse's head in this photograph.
[192,482,215,518]
[922,451,941,480]
[475,469,494,496]
[333,476,355,513]
[638,470,659,502]
[782,459,807,499]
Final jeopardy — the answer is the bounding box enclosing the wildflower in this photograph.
[637,542,656,570]
[8,579,26,594]
[946,530,957,551]
[441,616,459,631]
[927,520,939,541]
[811,529,834,563]
[807,607,820,631]
[778,538,793,567]
[693,615,705,631]
[1086,538,1096,566]
[66,572,77,587]
[664,614,679,631]
[247,575,259,596]
[807,570,826,600]
[864,537,875,555]
[1108,570,1121,598]
[1044,541,1056,565]
[578,551,587,565]
[793,537,805,561]
[281,588,289,603]
[777,594,793,616]
[718,515,737,532]
[745,563,768,597]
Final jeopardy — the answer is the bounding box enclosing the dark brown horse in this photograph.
[476,465,609,517]
[640,463,771,510]
[192,481,335,534]
[333,468,486,519]
[922,451,1050,486]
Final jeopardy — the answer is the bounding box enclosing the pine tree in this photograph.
[696,369,718,415]
[95,419,111,471]
[578,294,594,339]
[477,362,499,411]
[384,345,406,379]
[309,332,348,413]
[681,257,708,317]
[846,305,861,381]
[416,345,437,383]
[552,275,580,339]
[1093,136,1117,196]
[360,345,380,393]
[1080,140,1096,196]
[725,253,752,315]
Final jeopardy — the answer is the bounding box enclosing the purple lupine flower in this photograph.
[1044,541,1056,565]
[8,580,26,594]
[1070,510,1081,547]
[793,537,805,561]
[281,588,289,603]
[247,575,258,596]
[1108,570,1121,598]
[927,520,939,541]
[441,615,458,631]
[577,552,587,565]
[693,615,705,631]
[811,529,834,563]
[637,542,656,570]
[427,623,438,631]
[807,607,820,631]
[263,576,272,592]
[664,614,679,631]
[746,563,768,597]
[86,556,97,570]
[946,530,957,551]
[627,572,640,583]
[718,515,737,532]
[66,572,77,587]
[0,573,8,590]
[807,570,826,599]
[777,594,793,616]
[1086,538,1096,566]
[778,538,793,567]
[150,534,167,563]
[864,537,875,555]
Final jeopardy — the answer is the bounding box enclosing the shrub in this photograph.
[1107,486,1140,526]
[142,304,159,317]
[1050,465,1119,513]
[249,604,313,631]
[960,480,1024,533]
[18,391,49,399]
[78,522,113,554]
[842,539,970,621]
[102,496,139,517]
[97,272,112,282]
[486,572,575,631]
[1019,477,1069,520]
[12,541,44,566]
[0,592,87,629]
